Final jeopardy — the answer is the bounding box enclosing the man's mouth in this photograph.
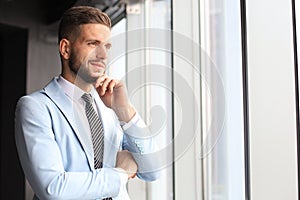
[89,60,106,71]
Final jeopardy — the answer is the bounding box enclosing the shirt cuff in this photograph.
[119,112,145,131]
[115,168,128,186]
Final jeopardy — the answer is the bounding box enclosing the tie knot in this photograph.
[82,93,93,104]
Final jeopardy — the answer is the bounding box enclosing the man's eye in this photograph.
[104,43,112,50]
[88,42,97,47]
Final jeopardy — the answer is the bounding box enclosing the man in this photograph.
[15,6,158,200]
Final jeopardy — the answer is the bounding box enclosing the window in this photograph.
[173,0,246,199]
[199,0,246,199]
[109,1,173,199]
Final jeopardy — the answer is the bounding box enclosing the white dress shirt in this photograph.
[57,76,130,200]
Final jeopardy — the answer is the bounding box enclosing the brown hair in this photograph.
[58,6,111,43]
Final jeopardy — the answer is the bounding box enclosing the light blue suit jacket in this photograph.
[15,78,159,200]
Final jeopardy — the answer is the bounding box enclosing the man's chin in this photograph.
[76,73,97,84]
[92,72,105,80]
[98,68,106,75]
[89,76,101,84]
[91,72,106,82]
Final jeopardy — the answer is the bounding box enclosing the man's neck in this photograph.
[61,73,93,93]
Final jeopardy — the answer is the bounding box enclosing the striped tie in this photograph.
[82,93,104,169]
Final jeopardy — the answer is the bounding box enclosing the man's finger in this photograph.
[100,77,112,96]
[108,80,117,93]
[94,75,107,88]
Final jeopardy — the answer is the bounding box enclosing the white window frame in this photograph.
[246,0,298,199]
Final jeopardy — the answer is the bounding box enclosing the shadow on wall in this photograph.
[0,23,27,199]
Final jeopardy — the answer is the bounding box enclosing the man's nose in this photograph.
[95,44,108,59]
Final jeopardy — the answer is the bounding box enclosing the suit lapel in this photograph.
[42,78,94,170]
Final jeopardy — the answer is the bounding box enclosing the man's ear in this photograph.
[59,38,71,59]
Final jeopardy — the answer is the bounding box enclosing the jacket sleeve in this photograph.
[121,113,161,181]
[15,95,125,200]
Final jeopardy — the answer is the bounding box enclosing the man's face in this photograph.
[68,23,111,83]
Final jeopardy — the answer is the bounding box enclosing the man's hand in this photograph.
[116,150,137,179]
[94,75,135,122]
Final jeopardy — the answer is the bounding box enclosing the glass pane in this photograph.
[200,0,246,199]
[110,1,173,199]
[144,1,173,199]
[108,18,127,80]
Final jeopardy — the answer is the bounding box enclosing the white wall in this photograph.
[246,0,298,199]
[26,24,60,93]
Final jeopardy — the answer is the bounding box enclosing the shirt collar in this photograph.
[57,75,98,103]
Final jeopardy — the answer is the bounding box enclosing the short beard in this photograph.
[68,51,98,84]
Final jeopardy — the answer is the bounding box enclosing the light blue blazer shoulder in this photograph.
[15,78,159,200]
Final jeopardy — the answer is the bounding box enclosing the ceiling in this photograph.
[41,0,126,26]
[0,0,127,30]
